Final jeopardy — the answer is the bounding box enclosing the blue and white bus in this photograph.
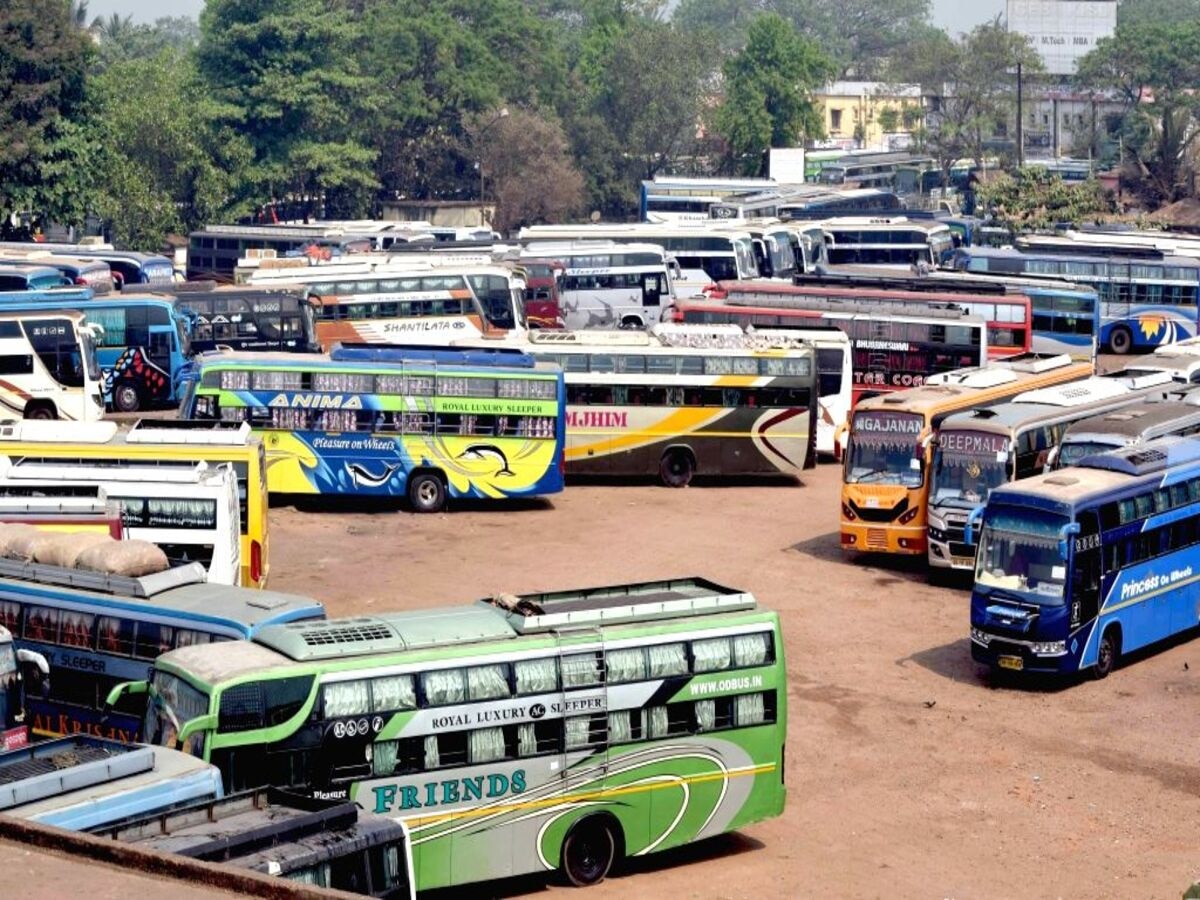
[638,176,779,223]
[0,244,174,289]
[0,557,324,741]
[951,247,1200,354]
[968,435,1200,679]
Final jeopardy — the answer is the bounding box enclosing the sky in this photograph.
[90,0,1006,32]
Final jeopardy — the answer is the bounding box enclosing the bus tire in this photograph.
[561,816,618,887]
[408,471,447,513]
[660,448,695,488]
[1092,627,1120,680]
[1108,326,1133,355]
[113,381,142,413]
[23,402,56,420]
[619,316,643,330]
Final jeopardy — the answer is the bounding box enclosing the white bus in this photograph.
[0,311,104,422]
[0,460,242,586]
[821,217,956,268]
[522,242,674,330]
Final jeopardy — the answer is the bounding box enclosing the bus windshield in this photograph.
[1056,440,1122,468]
[143,669,209,753]
[846,410,925,487]
[975,507,1069,602]
[81,329,101,382]
[932,431,1011,504]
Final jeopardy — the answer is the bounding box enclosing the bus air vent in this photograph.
[298,620,395,647]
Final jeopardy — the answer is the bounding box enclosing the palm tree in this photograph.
[91,13,137,44]
[67,0,89,28]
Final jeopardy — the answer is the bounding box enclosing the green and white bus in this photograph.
[110,578,787,892]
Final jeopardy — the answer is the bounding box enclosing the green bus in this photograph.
[109,578,787,891]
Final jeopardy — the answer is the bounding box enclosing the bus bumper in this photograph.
[840,522,926,555]
[970,629,1073,674]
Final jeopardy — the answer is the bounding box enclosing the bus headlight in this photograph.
[1030,641,1066,656]
[970,627,991,646]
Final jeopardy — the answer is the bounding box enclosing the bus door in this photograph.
[554,627,609,791]
[641,273,666,321]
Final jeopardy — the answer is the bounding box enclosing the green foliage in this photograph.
[1117,0,1200,26]
[92,16,201,71]
[714,14,833,174]
[975,167,1116,231]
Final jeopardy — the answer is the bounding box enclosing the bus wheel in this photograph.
[113,382,142,413]
[23,402,55,420]
[1108,327,1132,355]
[660,449,695,488]
[1092,628,1120,680]
[408,472,446,513]
[619,317,643,330]
[562,817,617,887]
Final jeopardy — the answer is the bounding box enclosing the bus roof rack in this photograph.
[0,737,153,811]
[0,421,119,445]
[0,557,207,598]
[126,419,253,445]
[1076,435,1200,476]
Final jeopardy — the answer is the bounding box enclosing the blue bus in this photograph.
[0,255,116,293]
[0,265,72,292]
[968,435,1200,679]
[0,558,324,741]
[638,176,780,222]
[0,292,192,411]
[70,250,175,288]
[951,247,1200,354]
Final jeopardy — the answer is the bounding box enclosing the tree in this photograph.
[1117,0,1200,26]
[976,166,1115,231]
[1077,20,1200,205]
[68,0,89,28]
[0,0,94,228]
[672,0,760,52]
[713,14,833,174]
[91,15,201,71]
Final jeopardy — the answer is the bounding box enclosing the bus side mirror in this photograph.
[1058,522,1080,560]
[177,714,218,747]
[16,649,49,700]
[103,680,149,720]
[834,422,849,463]
[963,505,986,547]
[1045,445,1060,472]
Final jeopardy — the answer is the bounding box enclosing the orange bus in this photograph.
[840,354,1092,556]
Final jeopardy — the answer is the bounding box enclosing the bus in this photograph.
[0,554,322,741]
[522,242,674,330]
[0,736,224,831]
[518,324,818,485]
[0,624,47,751]
[0,294,192,412]
[0,310,104,422]
[716,278,1030,358]
[96,787,414,898]
[0,459,242,585]
[670,297,988,408]
[708,187,902,222]
[180,346,566,513]
[817,153,936,189]
[162,284,321,354]
[0,264,72,292]
[967,436,1200,678]
[950,247,1200,354]
[1021,227,1200,260]
[1051,390,1200,470]
[515,256,565,329]
[187,224,413,282]
[0,254,116,293]
[0,419,271,590]
[0,490,125,538]
[245,262,527,348]
[821,217,957,267]
[1115,350,1200,385]
[519,223,760,283]
[639,176,780,223]
[110,577,787,892]
[840,353,1093,556]
[0,245,175,289]
[926,371,1178,575]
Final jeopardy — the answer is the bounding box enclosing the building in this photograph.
[813,82,924,151]
[1006,0,1117,76]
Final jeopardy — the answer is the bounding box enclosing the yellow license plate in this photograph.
[998,655,1024,671]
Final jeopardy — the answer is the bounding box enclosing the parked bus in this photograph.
[0,264,72,292]
[671,296,988,408]
[0,245,175,289]
[0,554,322,741]
[516,324,818,485]
[520,223,760,283]
[840,353,1092,556]
[522,242,674,330]
[96,787,414,898]
[1116,350,1200,385]
[715,278,1030,358]
[1021,227,1200,260]
[926,371,1178,575]
[968,436,1200,678]
[181,346,566,513]
[515,257,565,329]
[950,247,1200,353]
[162,284,321,354]
[0,254,116,293]
[821,217,956,267]
[1051,390,1200,470]
[817,153,936,190]
[639,176,779,223]
[0,419,271,590]
[188,224,414,282]
[0,624,47,751]
[110,577,787,892]
[709,187,902,222]
[0,736,224,830]
[0,490,125,538]
[0,310,104,422]
[0,459,242,585]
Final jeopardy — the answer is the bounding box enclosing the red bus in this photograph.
[705,280,1031,359]
[672,296,988,405]
[518,257,565,329]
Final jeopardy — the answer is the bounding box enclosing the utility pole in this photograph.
[1016,62,1024,168]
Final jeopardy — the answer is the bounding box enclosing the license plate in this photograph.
[998,655,1024,671]
[951,556,974,568]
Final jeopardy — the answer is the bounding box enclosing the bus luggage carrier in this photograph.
[0,557,207,598]
[0,737,152,811]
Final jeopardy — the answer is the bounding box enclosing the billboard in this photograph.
[1006,0,1117,76]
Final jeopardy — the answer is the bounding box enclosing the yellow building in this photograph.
[814,81,924,151]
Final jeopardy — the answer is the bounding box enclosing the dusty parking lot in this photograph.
[257,462,1200,900]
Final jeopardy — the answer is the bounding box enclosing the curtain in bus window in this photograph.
[96,616,135,655]
[372,675,415,711]
[133,622,174,659]
[373,739,399,776]
[692,638,732,673]
[564,716,591,750]
[647,643,687,678]
[0,601,18,634]
[514,658,557,694]
[312,372,374,393]
[608,710,632,743]
[423,734,441,769]
[733,633,770,667]
[88,307,127,347]
[469,726,506,764]
[517,723,537,757]
[704,356,733,375]
[174,629,212,649]
[422,669,466,704]
[646,705,669,739]
[467,665,510,700]
[735,693,766,726]
[561,653,601,688]
[695,699,717,732]
[58,611,94,648]
[253,370,303,390]
[324,680,370,718]
[606,648,646,684]
[23,606,59,643]
[289,865,331,888]
[142,498,218,530]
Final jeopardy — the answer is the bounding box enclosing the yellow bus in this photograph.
[0,420,269,588]
[840,354,1092,556]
